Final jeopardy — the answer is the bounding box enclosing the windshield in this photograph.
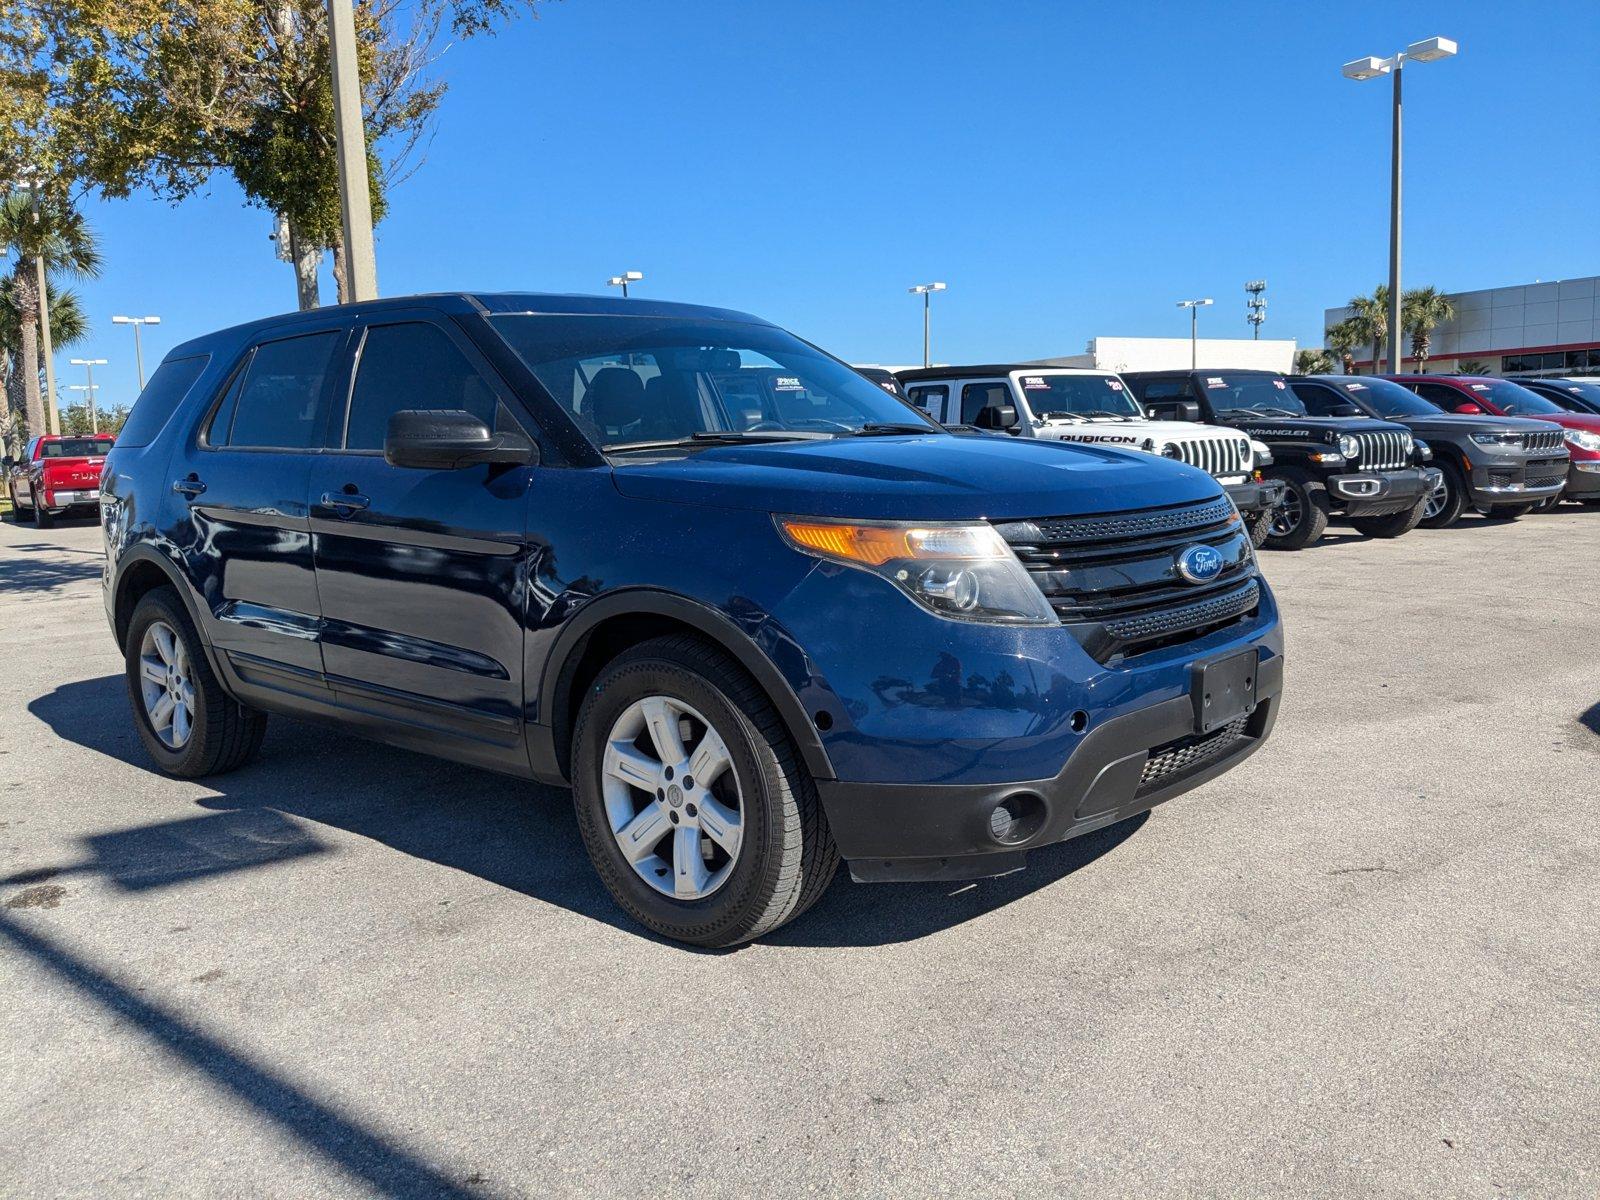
[42,437,113,457]
[1202,373,1307,417]
[1015,373,1142,419]
[489,315,939,449]
[1337,378,1436,418]
[1553,380,1600,410]
[1465,379,1562,416]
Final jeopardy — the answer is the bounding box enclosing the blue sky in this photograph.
[59,0,1600,408]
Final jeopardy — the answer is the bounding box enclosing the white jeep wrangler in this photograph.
[898,365,1283,544]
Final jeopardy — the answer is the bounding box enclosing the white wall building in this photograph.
[1324,276,1600,376]
[1024,336,1297,374]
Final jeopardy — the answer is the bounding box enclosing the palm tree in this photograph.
[1324,319,1362,375]
[1345,286,1391,374]
[0,192,102,440]
[1295,348,1334,375]
[2,277,90,455]
[1402,287,1456,374]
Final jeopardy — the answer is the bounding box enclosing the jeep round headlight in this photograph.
[775,517,1057,625]
[1338,433,1360,459]
[1161,443,1183,459]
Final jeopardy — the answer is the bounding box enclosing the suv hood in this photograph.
[1383,412,1557,435]
[1039,419,1244,445]
[1227,415,1409,441]
[608,432,1221,520]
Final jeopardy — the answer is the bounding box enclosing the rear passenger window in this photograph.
[906,385,948,420]
[213,332,340,450]
[1140,379,1191,402]
[1412,383,1458,409]
[344,323,513,450]
[1293,383,1344,415]
[117,355,209,448]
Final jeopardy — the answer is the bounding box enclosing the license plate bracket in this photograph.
[1191,649,1258,734]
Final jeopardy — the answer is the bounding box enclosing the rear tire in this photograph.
[1420,462,1467,529]
[124,587,267,778]
[32,501,51,529]
[1350,494,1427,538]
[571,634,838,948]
[1263,469,1329,551]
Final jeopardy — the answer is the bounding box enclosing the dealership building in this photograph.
[1324,275,1600,376]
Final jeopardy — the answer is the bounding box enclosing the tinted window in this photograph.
[1410,382,1461,410]
[41,437,114,457]
[117,355,208,448]
[1289,381,1350,416]
[1467,379,1562,416]
[906,384,948,420]
[489,315,938,449]
[219,332,340,449]
[1139,379,1191,402]
[961,382,1009,424]
[345,323,506,450]
[1339,378,1437,418]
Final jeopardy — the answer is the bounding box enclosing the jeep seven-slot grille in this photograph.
[994,497,1262,663]
[1354,429,1410,470]
[1520,429,1564,453]
[1166,436,1251,479]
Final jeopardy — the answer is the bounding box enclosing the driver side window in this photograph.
[961,382,1010,425]
[1293,382,1345,416]
[343,322,520,452]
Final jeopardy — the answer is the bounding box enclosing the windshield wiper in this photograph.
[1079,410,1134,420]
[1251,407,1303,418]
[840,422,938,436]
[607,430,831,452]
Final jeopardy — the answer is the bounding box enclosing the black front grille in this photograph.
[1138,715,1252,794]
[1521,429,1565,453]
[1527,458,1569,487]
[995,497,1262,663]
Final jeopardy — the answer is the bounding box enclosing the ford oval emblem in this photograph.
[1176,543,1224,584]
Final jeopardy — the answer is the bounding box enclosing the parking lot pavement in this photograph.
[1,510,1597,1198]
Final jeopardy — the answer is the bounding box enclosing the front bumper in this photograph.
[1223,477,1286,517]
[1566,461,1600,499]
[819,650,1284,882]
[1327,466,1435,516]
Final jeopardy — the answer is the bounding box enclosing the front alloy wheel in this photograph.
[603,695,744,900]
[1422,472,1450,520]
[1269,489,1302,538]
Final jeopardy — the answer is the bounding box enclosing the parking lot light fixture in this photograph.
[1341,36,1458,373]
[111,315,161,389]
[67,383,100,432]
[1176,298,1213,368]
[606,271,644,298]
[909,282,947,368]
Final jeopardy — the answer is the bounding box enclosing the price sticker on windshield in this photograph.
[1022,376,1050,389]
[1470,383,1490,392]
[1347,382,1367,390]
[772,376,805,391]
[1272,379,1286,389]
[1106,379,1125,391]
[1206,376,1227,388]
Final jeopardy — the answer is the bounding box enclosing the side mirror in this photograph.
[1149,399,1201,423]
[976,404,1019,431]
[1453,402,1483,415]
[384,409,537,470]
[1330,404,1364,418]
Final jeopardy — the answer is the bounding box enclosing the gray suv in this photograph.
[1289,375,1569,527]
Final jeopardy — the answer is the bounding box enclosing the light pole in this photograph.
[1176,298,1213,368]
[111,315,161,389]
[1342,36,1458,374]
[1245,280,1267,340]
[67,384,100,433]
[326,0,378,301]
[70,358,107,434]
[908,282,947,368]
[606,271,644,298]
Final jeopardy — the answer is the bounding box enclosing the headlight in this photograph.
[1562,429,1600,453]
[1338,433,1360,458]
[776,517,1057,625]
[1469,431,1522,448]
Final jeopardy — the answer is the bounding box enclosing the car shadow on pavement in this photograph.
[29,675,1145,950]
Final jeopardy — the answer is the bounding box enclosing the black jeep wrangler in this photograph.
[1122,369,1439,550]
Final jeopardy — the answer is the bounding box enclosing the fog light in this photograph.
[987,792,1047,845]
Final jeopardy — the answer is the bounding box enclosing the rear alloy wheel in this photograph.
[124,587,267,778]
[1350,494,1428,538]
[572,635,838,947]
[1420,462,1467,529]
[1263,469,1329,551]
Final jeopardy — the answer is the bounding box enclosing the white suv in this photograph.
[898,365,1283,543]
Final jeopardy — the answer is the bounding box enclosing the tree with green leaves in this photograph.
[1345,286,1391,374]
[1,273,90,455]
[30,0,543,310]
[1324,319,1362,375]
[1402,287,1456,374]
[1294,348,1334,376]
[0,192,101,441]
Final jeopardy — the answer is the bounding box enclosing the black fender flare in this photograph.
[534,588,835,784]
[110,544,228,676]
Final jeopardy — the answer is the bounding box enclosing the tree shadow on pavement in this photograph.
[29,675,1146,950]
[0,539,104,595]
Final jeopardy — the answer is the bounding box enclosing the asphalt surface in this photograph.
[2,506,1597,1198]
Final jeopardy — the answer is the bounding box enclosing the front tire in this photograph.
[1350,494,1427,538]
[1263,468,1329,551]
[124,587,267,778]
[1420,462,1467,529]
[571,634,838,948]
[1245,507,1273,549]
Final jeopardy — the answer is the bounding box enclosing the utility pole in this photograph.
[908,282,947,368]
[1245,280,1267,340]
[327,0,378,302]
[70,358,106,433]
[112,315,161,389]
[1177,298,1213,368]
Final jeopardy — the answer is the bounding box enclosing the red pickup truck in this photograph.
[5,433,115,527]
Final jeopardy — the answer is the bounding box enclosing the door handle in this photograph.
[172,475,207,498]
[319,491,370,516]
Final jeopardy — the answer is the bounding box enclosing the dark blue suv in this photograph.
[101,293,1283,946]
